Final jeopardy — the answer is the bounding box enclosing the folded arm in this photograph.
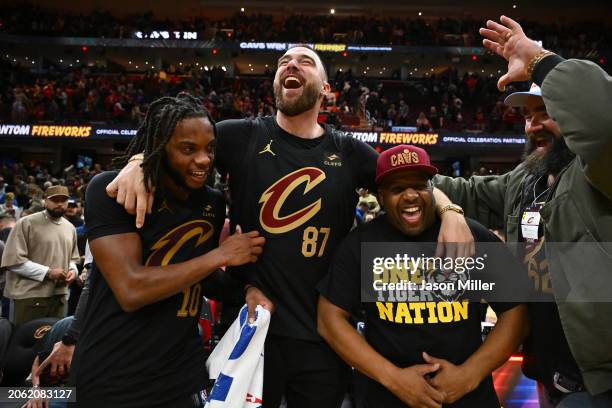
[425,304,528,403]
[90,229,264,312]
[318,296,445,408]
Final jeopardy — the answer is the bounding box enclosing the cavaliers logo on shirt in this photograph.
[146,220,214,266]
[259,167,326,234]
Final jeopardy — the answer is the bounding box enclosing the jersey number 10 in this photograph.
[177,283,202,317]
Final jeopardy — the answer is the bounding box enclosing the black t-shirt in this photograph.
[71,171,225,408]
[518,175,582,389]
[318,216,522,408]
[215,116,378,341]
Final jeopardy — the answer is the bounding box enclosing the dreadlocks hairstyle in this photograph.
[113,92,216,200]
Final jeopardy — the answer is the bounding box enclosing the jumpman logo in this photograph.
[158,199,174,214]
[259,140,276,156]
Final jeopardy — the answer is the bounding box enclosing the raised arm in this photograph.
[480,15,612,200]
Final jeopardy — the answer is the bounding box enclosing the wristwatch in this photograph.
[61,333,77,346]
[439,204,464,216]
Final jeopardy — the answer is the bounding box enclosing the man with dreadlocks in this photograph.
[69,93,266,408]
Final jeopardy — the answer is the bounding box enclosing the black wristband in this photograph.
[533,55,566,87]
[61,333,77,346]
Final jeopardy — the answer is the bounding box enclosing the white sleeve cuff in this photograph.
[9,261,49,282]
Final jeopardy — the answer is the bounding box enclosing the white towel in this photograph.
[205,304,270,408]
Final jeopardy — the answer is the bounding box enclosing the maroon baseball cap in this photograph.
[375,144,438,184]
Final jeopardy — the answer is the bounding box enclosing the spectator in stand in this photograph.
[1,2,610,53]
[11,92,28,123]
[489,101,505,133]
[65,199,84,228]
[1,185,79,325]
[0,214,16,243]
[416,111,433,132]
[357,187,381,214]
[397,100,410,126]
[355,201,369,225]
[473,107,486,131]
[386,103,397,127]
[21,203,45,218]
[0,193,22,220]
[0,28,608,134]
[465,73,479,99]
[456,111,466,131]
[503,106,522,132]
[0,176,6,202]
[429,106,442,130]
[26,176,43,200]
[440,101,452,129]
[12,175,29,208]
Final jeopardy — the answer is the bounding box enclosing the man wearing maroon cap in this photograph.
[317,145,527,408]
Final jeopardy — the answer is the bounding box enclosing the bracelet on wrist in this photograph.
[438,204,464,217]
[527,50,556,81]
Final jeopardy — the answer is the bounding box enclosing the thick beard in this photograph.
[46,208,66,219]
[273,80,321,117]
[522,133,575,177]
